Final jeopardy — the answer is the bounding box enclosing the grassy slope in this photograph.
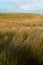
[0,13,43,65]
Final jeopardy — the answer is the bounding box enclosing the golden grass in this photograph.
[0,13,43,32]
[0,13,43,65]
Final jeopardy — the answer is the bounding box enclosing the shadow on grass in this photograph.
[0,31,43,65]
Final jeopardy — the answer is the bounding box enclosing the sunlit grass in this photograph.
[0,13,43,65]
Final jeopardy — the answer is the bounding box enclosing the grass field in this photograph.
[0,13,43,65]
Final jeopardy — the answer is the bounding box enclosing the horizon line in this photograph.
[0,12,43,15]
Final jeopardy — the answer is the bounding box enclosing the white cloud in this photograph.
[11,0,20,4]
[20,4,29,10]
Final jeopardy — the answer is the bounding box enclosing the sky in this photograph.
[0,0,43,14]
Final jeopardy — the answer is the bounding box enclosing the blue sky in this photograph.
[0,0,43,14]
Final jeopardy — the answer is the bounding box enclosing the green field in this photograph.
[0,13,43,65]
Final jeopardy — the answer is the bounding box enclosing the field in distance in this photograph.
[0,13,43,32]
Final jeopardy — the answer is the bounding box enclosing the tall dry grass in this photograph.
[0,28,43,65]
[0,13,43,65]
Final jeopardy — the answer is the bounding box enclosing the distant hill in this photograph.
[0,13,43,32]
[0,13,43,21]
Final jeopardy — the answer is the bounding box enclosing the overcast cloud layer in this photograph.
[0,0,43,14]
